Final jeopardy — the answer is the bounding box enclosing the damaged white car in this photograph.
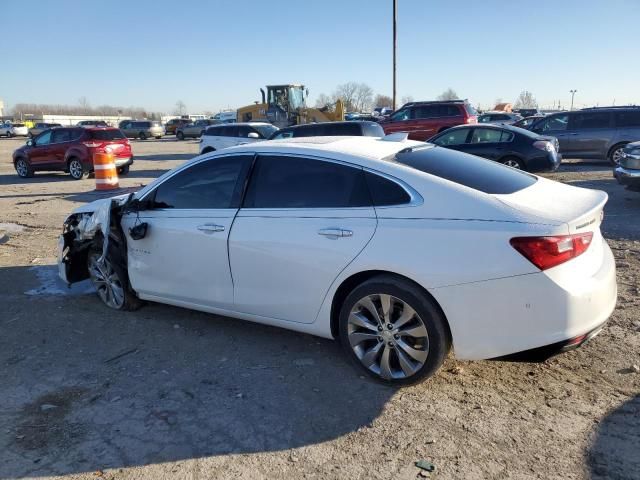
[59,136,617,384]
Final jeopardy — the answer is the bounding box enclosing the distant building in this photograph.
[493,102,513,112]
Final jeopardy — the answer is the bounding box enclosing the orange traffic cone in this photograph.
[94,150,119,190]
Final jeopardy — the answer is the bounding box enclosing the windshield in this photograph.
[465,103,478,116]
[288,87,305,109]
[253,124,279,138]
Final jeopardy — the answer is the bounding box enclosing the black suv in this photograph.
[528,107,640,164]
[268,121,384,140]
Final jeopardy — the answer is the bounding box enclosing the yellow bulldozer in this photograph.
[237,84,344,128]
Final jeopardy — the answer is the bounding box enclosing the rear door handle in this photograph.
[318,228,353,239]
[197,224,225,233]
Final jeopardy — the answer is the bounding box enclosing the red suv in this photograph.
[380,100,478,140]
[12,127,133,180]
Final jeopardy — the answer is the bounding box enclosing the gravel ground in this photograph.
[0,137,639,480]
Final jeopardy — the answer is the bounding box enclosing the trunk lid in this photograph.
[493,176,607,234]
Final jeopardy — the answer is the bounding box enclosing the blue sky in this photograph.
[2,0,638,114]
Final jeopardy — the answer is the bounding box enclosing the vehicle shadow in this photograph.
[0,265,395,478]
[587,395,640,479]
[0,172,73,187]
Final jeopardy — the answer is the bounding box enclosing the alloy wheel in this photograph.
[88,253,125,309]
[69,159,84,179]
[347,294,429,380]
[16,159,28,177]
[612,147,624,165]
[503,158,521,169]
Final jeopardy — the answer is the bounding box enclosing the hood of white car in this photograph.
[69,193,132,215]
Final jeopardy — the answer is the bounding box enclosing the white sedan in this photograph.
[1,123,29,137]
[58,135,617,384]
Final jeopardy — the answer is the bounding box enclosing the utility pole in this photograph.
[392,0,397,111]
[569,90,577,111]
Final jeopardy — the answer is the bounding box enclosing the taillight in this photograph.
[510,232,593,270]
[533,140,555,152]
[465,116,477,124]
[82,141,103,148]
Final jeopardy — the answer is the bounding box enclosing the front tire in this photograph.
[15,158,34,178]
[87,249,142,311]
[68,158,89,180]
[338,275,450,385]
[608,143,627,166]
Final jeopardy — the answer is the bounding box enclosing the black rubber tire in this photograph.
[338,274,451,386]
[28,132,33,139]
[68,157,89,180]
[138,132,147,140]
[155,136,162,140]
[15,158,34,178]
[118,165,130,175]
[87,245,143,311]
[500,156,525,170]
[176,131,184,141]
[608,143,627,166]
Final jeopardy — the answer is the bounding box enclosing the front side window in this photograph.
[432,128,470,146]
[539,114,569,132]
[251,124,278,138]
[151,156,252,209]
[35,130,52,146]
[570,112,610,130]
[271,130,293,139]
[243,155,370,209]
[391,109,410,121]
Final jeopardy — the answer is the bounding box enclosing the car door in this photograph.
[383,107,414,135]
[532,114,571,155]
[410,105,439,140]
[566,111,614,158]
[462,128,512,160]
[229,154,377,323]
[29,130,55,168]
[50,128,73,169]
[121,154,253,309]
[219,125,239,148]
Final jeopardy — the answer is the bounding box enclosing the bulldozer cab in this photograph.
[265,84,307,128]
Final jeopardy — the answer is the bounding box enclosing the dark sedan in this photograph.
[427,124,561,172]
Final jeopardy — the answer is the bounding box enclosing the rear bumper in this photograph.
[614,165,640,187]
[431,240,617,360]
[527,152,562,172]
[114,156,134,167]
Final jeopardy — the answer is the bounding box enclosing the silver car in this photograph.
[478,112,523,125]
[119,120,164,140]
[176,119,219,140]
[28,122,63,138]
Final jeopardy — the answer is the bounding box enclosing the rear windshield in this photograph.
[89,129,126,140]
[464,103,478,116]
[394,146,536,194]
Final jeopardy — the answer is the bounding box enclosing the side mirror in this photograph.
[248,132,260,139]
[26,139,34,146]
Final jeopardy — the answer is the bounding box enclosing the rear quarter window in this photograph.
[395,146,536,194]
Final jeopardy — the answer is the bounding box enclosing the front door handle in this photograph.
[197,224,225,233]
[318,228,353,239]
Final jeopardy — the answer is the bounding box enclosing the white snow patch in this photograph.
[25,266,94,297]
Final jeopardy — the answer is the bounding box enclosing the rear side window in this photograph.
[571,112,610,130]
[244,155,370,208]
[614,110,640,127]
[395,146,536,194]
[362,122,385,137]
[52,129,72,143]
[90,129,126,140]
[152,156,252,209]
[464,103,478,116]
[471,128,513,143]
[365,172,411,206]
[204,127,221,136]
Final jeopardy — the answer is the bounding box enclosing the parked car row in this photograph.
[1,123,28,137]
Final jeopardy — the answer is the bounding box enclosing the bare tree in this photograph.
[514,90,538,109]
[436,88,459,101]
[315,93,334,108]
[334,82,360,111]
[78,96,91,114]
[174,100,186,116]
[401,95,414,105]
[353,84,373,112]
[374,94,393,108]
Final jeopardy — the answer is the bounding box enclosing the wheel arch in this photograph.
[329,269,452,344]
[607,141,628,159]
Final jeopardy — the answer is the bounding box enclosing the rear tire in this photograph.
[138,132,147,140]
[176,131,184,141]
[501,156,525,170]
[68,157,89,180]
[338,274,450,386]
[118,165,130,175]
[155,136,162,140]
[608,143,627,166]
[15,158,34,178]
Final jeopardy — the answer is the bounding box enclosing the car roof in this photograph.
[86,126,119,131]
[211,122,272,127]
[280,121,377,130]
